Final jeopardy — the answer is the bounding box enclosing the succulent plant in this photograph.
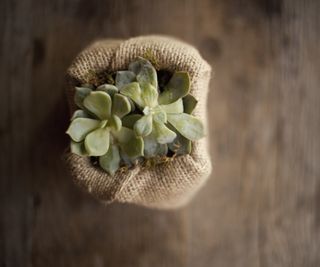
[66,56,205,175]
[66,86,143,175]
[119,57,204,157]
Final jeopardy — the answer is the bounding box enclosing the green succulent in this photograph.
[66,85,143,175]
[66,56,205,175]
[119,57,204,157]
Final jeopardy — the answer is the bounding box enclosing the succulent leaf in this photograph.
[160,98,184,114]
[128,57,153,75]
[99,119,108,128]
[183,94,198,114]
[115,71,136,89]
[70,141,88,156]
[112,93,131,118]
[153,121,177,144]
[158,72,190,104]
[99,145,121,175]
[108,115,122,132]
[113,127,144,158]
[84,127,110,156]
[71,110,91,120]
[74,87,92,109]
[66,118,100,142]
[167,124,191,155]
[152,109,167,124]
[167,113,204,141]
[122,114,142,128]
[97,84,118,96]
[137,64,158,88]
[144,133,168,158]
[83,91,112,120]
[120,82,144,107]
[113,126,137,144]
[134,114,153,137]
[128,98,136,112]
[129,57,158,91]
[120,137,144,159]
[140,83,158,108]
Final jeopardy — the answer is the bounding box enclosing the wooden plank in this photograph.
[1,0,320,266]
[189,0,320,266]
[0,0,34,266]
[1,0,194,266]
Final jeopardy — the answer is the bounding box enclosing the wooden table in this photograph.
[1,0,320,266]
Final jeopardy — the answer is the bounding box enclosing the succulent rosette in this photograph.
[66,57,205,175]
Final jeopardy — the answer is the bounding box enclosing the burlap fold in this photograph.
[65,35,212,209]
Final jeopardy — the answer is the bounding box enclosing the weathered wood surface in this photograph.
[1,0,320,266]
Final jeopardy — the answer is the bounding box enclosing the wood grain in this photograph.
[1,0,320,266]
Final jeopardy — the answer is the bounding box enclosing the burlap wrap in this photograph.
[64,35,212,209]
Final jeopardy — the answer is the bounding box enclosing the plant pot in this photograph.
[64,35,212,209]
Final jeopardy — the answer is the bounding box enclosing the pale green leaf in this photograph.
[99,145,121,175]
[115,71,136,89]
[121,114,142,128]
[70,141,88,156]
[160,98,184,114]
[158,71,190,104]
[153,121,177,144]
[152,109,167,124]
[183,94,198,114]
[71,110,91,120]
[74,87,92,109]
[97,84,118,96]
[99,119,108,128]
[121,137,144,159]
[167,113,204,141]
[137,64,158,88]
[128,98,136,112]
[128,57,153,75]
[83,91,112,120]
[120,82,144,107]
[134,114,152,137]
[113,126,135,143]
[144,133,168,158]
[113,127,144,158]
[112,94,131,118]
[84,127,110,156]
[108,115,122,132]
[167,125,191,155]
[140,83,158,108]
[66,118,100,142]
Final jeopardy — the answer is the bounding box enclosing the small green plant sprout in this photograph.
[119,57,205,157]
[66,85,143,175]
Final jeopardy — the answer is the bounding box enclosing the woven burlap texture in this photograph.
[65,35,212,209]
